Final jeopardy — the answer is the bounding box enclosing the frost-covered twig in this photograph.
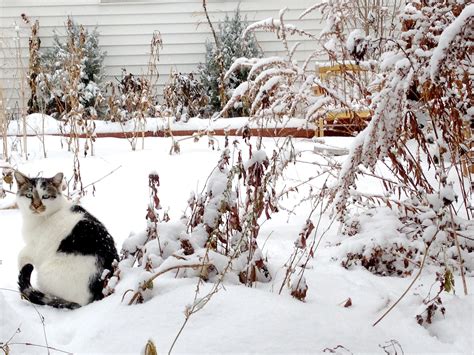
[2,342,72,355]
[127,263,212,305]
[429,4,474,81]
[0,288,62,355]
[68,165,122,199]
[243,15,315,41]
[373,244,431,327]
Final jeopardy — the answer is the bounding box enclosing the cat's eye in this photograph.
[25,192,33,198]
[42,194,50,199]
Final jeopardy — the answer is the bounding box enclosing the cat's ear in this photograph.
[14,171,30,187]
[52,173,64,189]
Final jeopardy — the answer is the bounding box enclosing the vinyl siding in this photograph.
[0,0,322,107]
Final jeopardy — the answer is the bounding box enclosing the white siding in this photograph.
[0,0,322,108]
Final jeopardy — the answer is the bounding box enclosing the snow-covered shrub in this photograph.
[312,0,402,62]
[163,71,208,122]
[106,136,301,304]
[339,208,424,276]
[37,18,101,192]
[219,5,387,129]
[107,71,159,122]
[199,8,262,116]
[331,1,474,283]
[106,71,160,150]
[221,1,473,292]
[105,32,163,151]
[36,17,106,119]
[415,270,452,326]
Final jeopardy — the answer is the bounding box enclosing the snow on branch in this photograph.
[299,2,324,20]
[224,57,257,81]
[248,57,290,78]
[243,16,315,40]
[430,4,474,81]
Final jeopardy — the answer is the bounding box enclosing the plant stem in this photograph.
[373,244,430,327]
[449,206,468,295]
[128,263,212,305]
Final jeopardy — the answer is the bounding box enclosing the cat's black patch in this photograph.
[57,205,119,300]
[29,178,39,186]
[18,264,80,309]
[59,205,118,263]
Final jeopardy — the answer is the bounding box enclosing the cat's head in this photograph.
[14,172,65,216]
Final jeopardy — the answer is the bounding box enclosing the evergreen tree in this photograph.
[37,18,106,118]
[199,9,262,117]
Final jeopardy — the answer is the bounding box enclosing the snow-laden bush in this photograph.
[105,137,303,304]
[107,71,161,122]
[36,17,106,119]
[330,1,474,282]
[199,8,262,117]
[220,1,473,289]
[105,31,163,151]
[219,5,387,130]
[163,71,208,122]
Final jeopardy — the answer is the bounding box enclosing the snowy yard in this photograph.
[0,0,472,353]
[0,134,472,354]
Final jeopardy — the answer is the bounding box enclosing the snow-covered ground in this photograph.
[0,134,472,355]
[5,114,316,136]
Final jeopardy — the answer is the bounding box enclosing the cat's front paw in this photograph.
[18,250,34,270]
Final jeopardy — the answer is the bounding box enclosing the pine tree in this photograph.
[199,8,262,117]
[37,18,106,119]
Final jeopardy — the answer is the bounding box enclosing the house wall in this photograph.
[0,0,322,110]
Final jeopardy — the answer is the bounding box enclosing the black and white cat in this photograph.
[15,171,118,309]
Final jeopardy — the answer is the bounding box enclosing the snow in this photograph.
[1,134,472,354]
[430,4,474,81]
[5,114,317,136]
[224,57,257,81]
[346,29,366,54]
[247,57,288,79]
[243,18,297,39]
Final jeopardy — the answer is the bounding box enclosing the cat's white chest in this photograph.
[20,208,83,267]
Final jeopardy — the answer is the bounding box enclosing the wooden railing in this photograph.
[313,63,372,137]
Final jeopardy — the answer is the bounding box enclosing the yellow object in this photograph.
[318,63,367,78]
[314,110,371,137]
[326,110,371,120]
[313,63,371,137]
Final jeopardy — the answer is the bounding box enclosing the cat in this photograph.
[14,171,118,309]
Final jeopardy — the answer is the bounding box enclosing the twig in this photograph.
[168,257,226,354]
[69,165,122,198]
[373,244,431,327]
[449,205,468,295]
[128,263,212,305]
[4,343,72,355]
[169,176,272,354]
[0,288,52,354]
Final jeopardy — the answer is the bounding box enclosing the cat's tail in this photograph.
[18,264,81,310]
